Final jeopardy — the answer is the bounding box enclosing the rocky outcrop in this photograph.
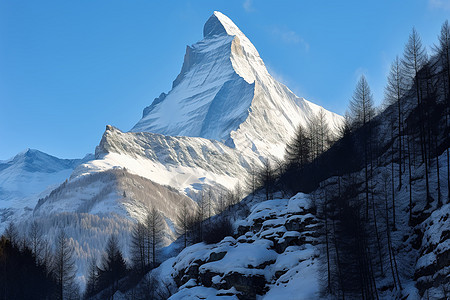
[168,193,321,299]
[414,204,450,297]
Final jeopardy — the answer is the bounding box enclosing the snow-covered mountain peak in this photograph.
[1,148,78,174]
[203,11,260,63]
[131,11,343,156]
[204,11,242,38]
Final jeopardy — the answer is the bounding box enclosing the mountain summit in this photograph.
[131,11,342,157]
[203,11,246,38]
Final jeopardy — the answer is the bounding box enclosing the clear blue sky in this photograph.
[1,0,449,159]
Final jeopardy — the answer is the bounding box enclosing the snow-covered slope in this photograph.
[0,149,91,230]
[73,125,261,198]
[131,11,342,158]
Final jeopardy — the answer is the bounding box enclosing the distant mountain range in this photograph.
[0,149,93,228]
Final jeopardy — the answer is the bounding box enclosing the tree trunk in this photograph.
[397,81,402,188]
[391,128,397,230]
[325,206,331,294]
[435,135,442,207]
[407,130,413,224]
[384,178,397,289]
[332,218,345,299]
[371,191,384,276]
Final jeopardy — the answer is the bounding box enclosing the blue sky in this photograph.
[1,0,449,159]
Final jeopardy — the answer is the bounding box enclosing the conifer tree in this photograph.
[130,221,146,273]
[349,75,375,128]
[434,20,450,201]
[145,207,164,266]
[29,221,44,262]
[403,27,428,105]
[317,109,332,153]
[176,200,192,249]
[4,222,19,247]
[403,27,428,178]
[53,230,77,300]
[84,257,98,299]
[261,159,276,200]
[285,124,311,167]
[97,235,128,299]
[385,56,407,188]
[349,75,375,219]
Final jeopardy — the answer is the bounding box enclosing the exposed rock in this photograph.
[168,194,320,299]
[221,272,267,299]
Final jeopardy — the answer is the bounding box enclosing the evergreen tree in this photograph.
[349,75,375,128]
[385,56,407,188]
[130,221,146,273]
[285,124,311,167]
[97,235,128,299]
[53,230,77,300]
[349,75,375,219]
[145,207,164,266]
[176,200,193,249]
[0,236,58,299]
[84,257,98,299]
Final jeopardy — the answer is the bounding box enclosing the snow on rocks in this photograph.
[146,193,322,299]
[414,203,450,297]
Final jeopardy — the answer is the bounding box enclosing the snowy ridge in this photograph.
[72,125,262,196]
[0,149,91,230]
